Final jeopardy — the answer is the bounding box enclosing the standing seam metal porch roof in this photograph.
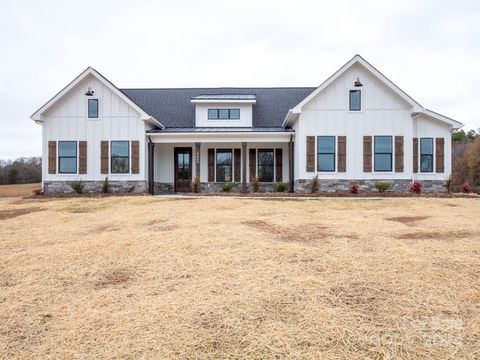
[121,88,316,128]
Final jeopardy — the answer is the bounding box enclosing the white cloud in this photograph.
[0,0,479,159]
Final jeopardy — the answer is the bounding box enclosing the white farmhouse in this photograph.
[31,55,462,193]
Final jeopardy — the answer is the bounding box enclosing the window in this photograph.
[374,136,392,172]
[317,136,335,171]
[207,109,241,120]
[58,141,77,174]
[111,141,129,174]
[88,99,99,118]
[420,138,433,172]
[257,149,274,182]
[349,90,361,111]
[216,149,232,182]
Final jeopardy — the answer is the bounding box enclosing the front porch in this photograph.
[147,130,294,194]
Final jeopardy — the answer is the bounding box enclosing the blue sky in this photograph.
[1,0,479,159]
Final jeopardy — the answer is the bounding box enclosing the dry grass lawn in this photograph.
[0,183,40,198]
[0,196,479,359]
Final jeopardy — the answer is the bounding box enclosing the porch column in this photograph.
[242,142,247,193]
[195,142,201,179]
[148,139,155,194]
[288,135,294,193]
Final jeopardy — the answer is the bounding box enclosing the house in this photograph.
[31,55,463,194]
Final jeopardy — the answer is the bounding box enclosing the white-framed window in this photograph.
[58,141,77,174]
[349,90,361,111]
[87,98,99,118]
[420,138,434,172]
[208,109,240,120]
[317,136,336,172]
[111,141,129,174]
[374,136,393,172]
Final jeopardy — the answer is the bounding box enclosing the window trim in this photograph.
[87,98,99,119]
[257,148,275,183]
[110,140,130,174]
[317,136,336,172]
[374,135,393,172]
[420,137,434,173]
[215,148,233,183]
[207,109,241,120]
[349,90,361,111]
[58,141,78,174]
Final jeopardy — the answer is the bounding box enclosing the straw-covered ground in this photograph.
[1,196,479,359]
[0,183,40,198]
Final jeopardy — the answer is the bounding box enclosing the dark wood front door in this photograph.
[174,147,192,192]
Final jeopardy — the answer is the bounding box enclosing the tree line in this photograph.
[0,157,42,184]
[452,129,480,190]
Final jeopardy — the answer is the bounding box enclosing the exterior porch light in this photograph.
[85,87,95,96]
[354,77,363,87]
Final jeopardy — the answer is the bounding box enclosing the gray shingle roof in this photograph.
[121,88,316,128]
[147,127,293,133]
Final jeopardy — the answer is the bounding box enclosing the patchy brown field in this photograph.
[0,196,479,359]
[0,183,40,198]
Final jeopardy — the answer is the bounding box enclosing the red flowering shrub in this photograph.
[350,183,359,194]
[409,181,422,194]
[462,182,471,193]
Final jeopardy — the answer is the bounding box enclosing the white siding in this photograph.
[42,74,147,181]
[295,63,452,181]
[195,103,253,127]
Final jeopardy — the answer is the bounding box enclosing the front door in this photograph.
[174,147,192,192]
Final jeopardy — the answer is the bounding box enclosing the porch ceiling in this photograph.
[147,128,294,143]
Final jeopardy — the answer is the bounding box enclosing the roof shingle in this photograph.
[121,88,315,128]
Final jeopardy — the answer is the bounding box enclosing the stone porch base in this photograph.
[153,182,276,194]
[43,181,147,194]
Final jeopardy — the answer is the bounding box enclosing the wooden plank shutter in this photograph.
[208,149,215,182]
[131,141,140,174]
[249,148,256,181]
[337,136,346,172]
[234,148,241,182]
[394,136,404,172]
[101,141,109,174]
[306,136,315,172]
[48,141,56,174]
[275,148,283,182]
[413,138,419,173]
[436,138,445,173]
[79,141,87,174]
[363,136,372,172]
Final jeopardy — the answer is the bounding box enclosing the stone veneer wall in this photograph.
[294,179,447,193]
[43,181,147,194]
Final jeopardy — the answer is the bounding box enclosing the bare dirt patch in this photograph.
[385,216,431,225]
[0,207,44,220]
[242,219,283,234]
[94,268,133,288]
[396,230,477,240]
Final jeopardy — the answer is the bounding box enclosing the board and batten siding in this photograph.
[294,63,452,181]
[195,103,253,128]
[41,74,148,182]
